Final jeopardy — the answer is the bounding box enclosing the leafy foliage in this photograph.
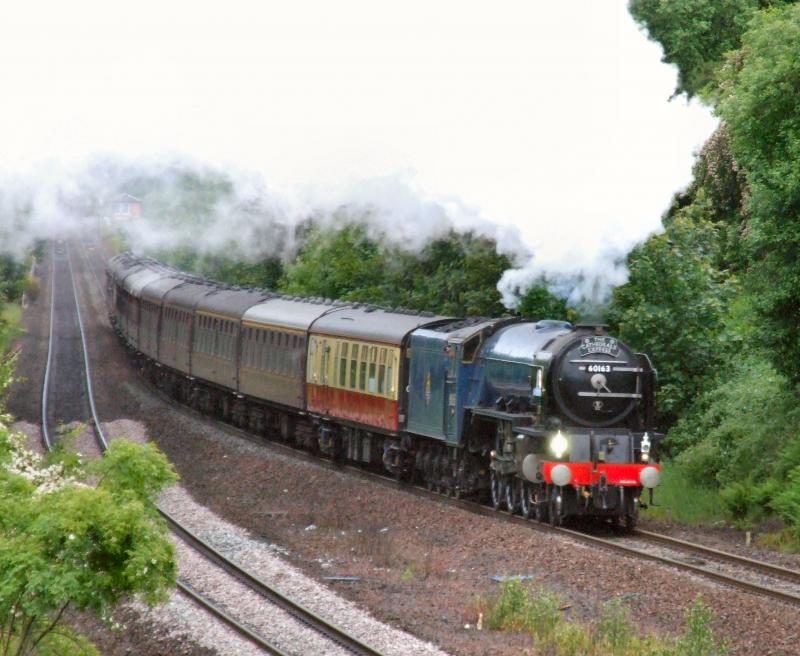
[607,213,733,426]
[399,231,513,317]
[669,356,800,484]
[624,0,800,541]
[0,256,27,304]
[281,223,520,317]
[0,418,178,655]
[281,223,394,303]
[629,0,768,98]
[717,3,800,383]
[515,283,572,322]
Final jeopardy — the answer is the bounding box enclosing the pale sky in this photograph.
[0,0,717,277]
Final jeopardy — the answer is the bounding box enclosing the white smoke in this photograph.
[0,153,642,311]
[498,248,631,310]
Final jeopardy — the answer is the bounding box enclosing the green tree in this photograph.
[717,3,800,383]
[281,224,513,317]
[629,0,766,98]
[0,428,178,656]
[607,213,733,426]
[401,231,512,317]
[516,284,571,322]
[280,223,395,304]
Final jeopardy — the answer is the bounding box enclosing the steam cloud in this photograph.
[0,154,639,311]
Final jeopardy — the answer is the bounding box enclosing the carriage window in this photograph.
[350,344,359,388]
[388,358,394,394]
[267,333,275,372]
[307,338,317,381]
[378,364,386,394]
[368,362,377,393]
[332,342,340,385]
[339,342,348,386]
[359,360,367,391]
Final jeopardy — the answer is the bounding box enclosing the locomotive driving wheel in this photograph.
[549,488,563,527]
[520,482,533,519]
[533,485,548,523]
[490,469,503,510]
[624,491,639,533]
[504,477,518,514]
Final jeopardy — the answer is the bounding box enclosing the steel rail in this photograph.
[40,241,57,451]
[64,241,292,654]
[176,581,291,656]
[162,509,386,656]
[65,244,109,451]
[71,239,387,656]
[632,528,800,585]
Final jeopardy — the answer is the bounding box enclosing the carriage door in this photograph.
[444,341,460,441]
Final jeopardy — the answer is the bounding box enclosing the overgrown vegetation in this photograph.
[619,0,800,542]
[484,580,727,655]
[0,432,179,655]
[0,252,32,355]
[0,360,179,655]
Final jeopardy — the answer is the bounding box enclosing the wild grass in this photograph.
[481,580,727,655]
[0,302,23,355]
[642,461,724,525]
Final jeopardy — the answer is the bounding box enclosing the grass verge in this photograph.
[642,461,724,525]
[482,580,727,656]
[0,302,23,355]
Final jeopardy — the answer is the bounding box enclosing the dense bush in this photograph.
[627,0,800,540]
[607,213,733,426]
[0,424,178,655]
[629,0,764,98]
[280,223,555,318]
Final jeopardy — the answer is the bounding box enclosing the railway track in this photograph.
[76,238,800,609]
[49,239,388,656]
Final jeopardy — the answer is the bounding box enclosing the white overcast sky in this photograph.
[0,0,716,272]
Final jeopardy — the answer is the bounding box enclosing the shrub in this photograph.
[487,579,531,631]
[486,586,727,656]
[24,274,40,302]
[597,598,633,653]
[771,467,800,542]
[675,598,728,656]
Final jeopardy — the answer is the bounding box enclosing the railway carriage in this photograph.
[240,297,338,410]
[190,287,271,391]
[107,254,146,346]
[305,305,449,463]
[138,274,192,361]
[159,282,215,375]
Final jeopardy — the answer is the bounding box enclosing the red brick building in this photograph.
[111,193,142,220]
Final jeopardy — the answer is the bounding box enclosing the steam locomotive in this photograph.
[107,253,661,528]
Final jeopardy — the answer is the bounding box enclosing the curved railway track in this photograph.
[76,238,800,609]
[47,239,387,656]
